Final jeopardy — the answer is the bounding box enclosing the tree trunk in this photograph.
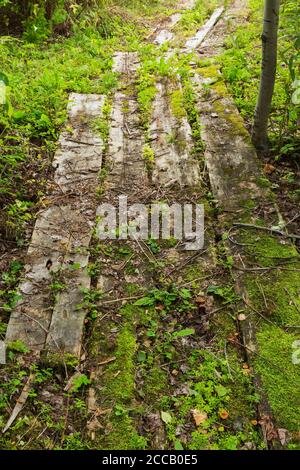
[252,0,280,150]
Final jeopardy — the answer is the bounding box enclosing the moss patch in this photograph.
[170,88,187,120]
[255,325,300,431]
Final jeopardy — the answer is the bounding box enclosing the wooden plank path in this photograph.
[6,94,105,358]
[4,0,299,447]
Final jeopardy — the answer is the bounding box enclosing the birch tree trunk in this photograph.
[252,0,280,150]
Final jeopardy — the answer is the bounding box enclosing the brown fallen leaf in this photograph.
[264,163,276,175]
[87,417,103,440]
[155,304,165,311]
[192,409,208,426]
[259,414,278,442]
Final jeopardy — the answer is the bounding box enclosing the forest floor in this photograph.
[0,0,300,450]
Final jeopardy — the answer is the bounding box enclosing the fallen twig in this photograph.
[98,356,116,366]
[242,296,274,326]
[233,222,300,241]
[167,249,208,276]
[2,374,35,434]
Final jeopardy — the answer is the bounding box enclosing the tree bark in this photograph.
[252,0,280,151]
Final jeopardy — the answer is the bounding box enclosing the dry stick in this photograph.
[283,287,300,314]
[178,273,215,288]
[2,374,35,434]
[60,394,70,447]
[98,356,116,366]
[132,233,157,264]
[233,265,300,273]
[17,413,41,445]
[24,426,48,449]
[242,296,275,326]
[284,212,300,227]
[227,226,254,247]
[233,222,300,241]
[167,249,208,276]
[224,340,234,382]
[100,295,142,305]
[255,280,268,310]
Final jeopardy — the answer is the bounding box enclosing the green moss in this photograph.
[240,199,257,211]
[213,100,251,140]
[250,235,297,265]
[143,365,168,401]
[243,233,300,325]
[239,229,300,432]
[198,64,220,80]
[93,304,148,449]
[255,176,272,189]
[255,325,300,431]
[104,324,136,401]
[105,414,147,450]
[170,89,187,120]
[143,143,155,174]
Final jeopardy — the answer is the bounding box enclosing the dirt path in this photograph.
[2,0,300,451]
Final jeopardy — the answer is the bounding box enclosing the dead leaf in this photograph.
[219,409,229,420]
[155,304,165,311]
[264,163,276,175]
[87,417,103,439]
[192,409,208,426]
[259,414,278,442]
[278,428,288,446]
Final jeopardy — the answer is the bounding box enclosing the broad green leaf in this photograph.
[174,440,184,450]
[173,328,195,338]
[161,411,172,424]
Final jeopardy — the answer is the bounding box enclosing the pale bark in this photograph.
[252,0,280,150]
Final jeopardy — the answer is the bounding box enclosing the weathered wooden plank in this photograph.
[184,7,224,51]
[6,94,105,357]
[193,73,263,209]
[149,79,200,187]
[106,53,146,188]
[53,93,104,190]
[152,0,196,45]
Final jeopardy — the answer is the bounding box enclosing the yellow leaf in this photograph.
[219,409,229,420]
